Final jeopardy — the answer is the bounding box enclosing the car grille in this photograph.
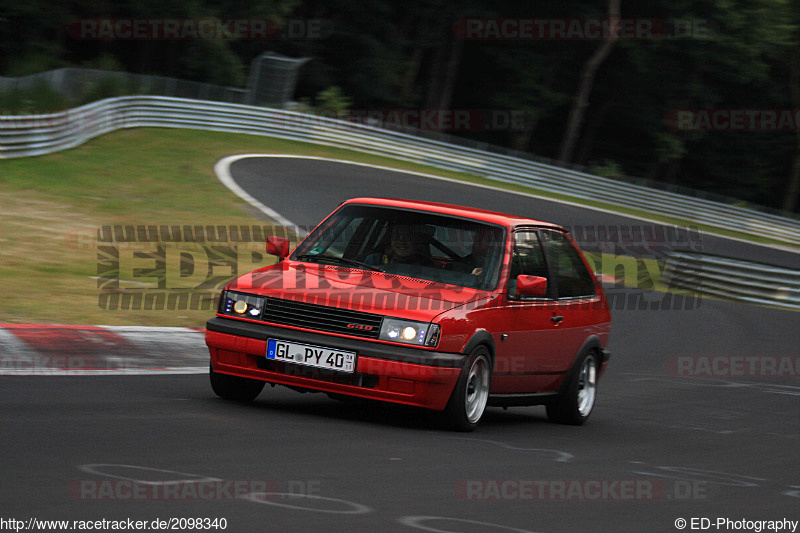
[262,297,383,339]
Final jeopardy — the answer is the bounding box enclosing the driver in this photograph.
[366,224,433,266]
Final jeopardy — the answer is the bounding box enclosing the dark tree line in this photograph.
[1,0,797,213]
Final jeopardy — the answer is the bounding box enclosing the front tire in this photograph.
[210,363,265,402]
[546,351,597,425]
[443,346,492,431]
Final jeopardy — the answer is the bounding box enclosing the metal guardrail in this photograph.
[0,68,245,104]
[662,252,800,310]
[1,96,799,248]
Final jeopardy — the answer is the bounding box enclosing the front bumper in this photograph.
[205,317,467,411]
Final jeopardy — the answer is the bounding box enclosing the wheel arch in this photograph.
[556,334,603,395]
[461,329,496,364]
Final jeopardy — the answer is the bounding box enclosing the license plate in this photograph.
[266,339,356,374]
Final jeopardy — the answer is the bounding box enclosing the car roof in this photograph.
[342,197,564,230]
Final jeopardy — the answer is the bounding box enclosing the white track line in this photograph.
[214,154,799,253]
[214,155,306,235]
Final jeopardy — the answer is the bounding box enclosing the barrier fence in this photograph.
[1,95,798,309]
[662,252,799,310]
[0,68,245,104]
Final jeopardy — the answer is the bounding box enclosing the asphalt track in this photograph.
[1,157,798,533]
[225,156,799,268]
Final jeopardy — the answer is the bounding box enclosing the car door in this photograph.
[539,229,607,373]
[491,228,566,394]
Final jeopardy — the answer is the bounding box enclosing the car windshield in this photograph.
[291,204,506,291]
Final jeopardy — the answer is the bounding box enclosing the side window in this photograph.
[541,231,595,298]
[508,231,548,298]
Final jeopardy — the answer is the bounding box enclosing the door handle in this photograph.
[550,315,564,324]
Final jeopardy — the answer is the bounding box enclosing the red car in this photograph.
[206,198,611,430]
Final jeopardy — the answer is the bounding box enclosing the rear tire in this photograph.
[546,351,597,425]
[210,363,265,402]
[443,346,492,432]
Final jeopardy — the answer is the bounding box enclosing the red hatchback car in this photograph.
[206,198,611,430]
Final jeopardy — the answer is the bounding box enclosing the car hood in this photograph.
[225,261,490,322]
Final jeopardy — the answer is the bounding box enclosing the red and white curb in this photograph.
[0,324,208,376]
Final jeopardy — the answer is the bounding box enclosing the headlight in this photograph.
[380,318,440,347]
[219,290,265,320]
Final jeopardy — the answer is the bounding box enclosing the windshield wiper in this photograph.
[294,253,384,272]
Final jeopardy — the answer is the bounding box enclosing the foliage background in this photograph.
[1,0,798,213]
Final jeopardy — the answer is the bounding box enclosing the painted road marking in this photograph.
[244,492,373,514]
[452,437,574,462]
[397,516,539,533]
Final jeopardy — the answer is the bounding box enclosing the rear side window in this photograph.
[541,231,595,298]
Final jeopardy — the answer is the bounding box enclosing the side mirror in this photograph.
[266,236,290,260]
[516,275,548,297]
